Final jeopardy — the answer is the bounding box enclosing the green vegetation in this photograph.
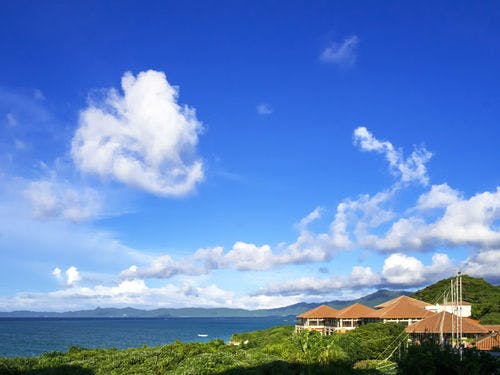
[411,275,500,323]
[0,324,405,374]
[397,337,500,375]
[1,323,498,374]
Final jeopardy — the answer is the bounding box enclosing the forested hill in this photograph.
[411,275,500,324]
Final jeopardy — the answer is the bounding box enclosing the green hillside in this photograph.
[411,275,500,324]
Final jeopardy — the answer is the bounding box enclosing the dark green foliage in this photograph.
[411,275,500,323]
[337,323,405,363]
[397,338,500,375]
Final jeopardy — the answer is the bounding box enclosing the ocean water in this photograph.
[0,316,295,357]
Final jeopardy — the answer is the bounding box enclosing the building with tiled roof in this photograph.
[372,297,435,325]
[474,332,500,351]
[482,325,500,333]
[294,289,491,339]
[295,305,338,335]
[405,311,488,340]
[297,305,338,319]
[335,303,378,332]
[374,295,430,309]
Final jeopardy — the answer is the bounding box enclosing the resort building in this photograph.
[474,332,500,351]
[371,296,434,326]
[295,305,338,335]
[335,303,378,332]
[295,275,497,350]
[405,311,489,342]
[295,294,499,351]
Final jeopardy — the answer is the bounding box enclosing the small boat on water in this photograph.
[197,334,208,337]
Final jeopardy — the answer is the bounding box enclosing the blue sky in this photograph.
[0,1,499,311]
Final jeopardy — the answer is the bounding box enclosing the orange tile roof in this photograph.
[297,305,338,318]
[405,311,489,334]
[372,297,433,319]
[374,295,431,309]
[474,332,500,351]
[336,303,377,319]
[482,325,500,332]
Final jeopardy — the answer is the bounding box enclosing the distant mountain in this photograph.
[0,289,409,318]
[411,275,500,324]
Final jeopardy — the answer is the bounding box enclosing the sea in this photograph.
[0,316,295,357]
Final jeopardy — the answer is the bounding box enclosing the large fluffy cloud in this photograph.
[72,70,204,197]
[381,253,453,286]
[463,249,500,282]
[364,186,500,251]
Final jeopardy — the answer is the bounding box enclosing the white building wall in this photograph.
[425,304,471,317]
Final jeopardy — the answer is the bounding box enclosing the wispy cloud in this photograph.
[0,279,302,311]
[353,126,432,185]
[256,103,273,115]
[320,35,359,66]
[5,113,17,127]
[25,178,101,222]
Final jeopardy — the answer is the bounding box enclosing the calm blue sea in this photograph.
[0,316,295,357]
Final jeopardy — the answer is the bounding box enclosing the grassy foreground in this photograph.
[0,324,498,374]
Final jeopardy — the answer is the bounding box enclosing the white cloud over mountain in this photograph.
[0,279,302,311]
[72,70,204,197]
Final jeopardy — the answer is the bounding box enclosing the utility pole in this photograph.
[450,278,455,347]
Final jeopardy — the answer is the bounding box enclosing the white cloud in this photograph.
[259,265,382,296]
[223,242,275,270]
[260,252,454,297]
[25,179,101,222]
[350,266,382,286]
[0,279,302,311]
[462,249,500,282]
[5,113,17,127]
[52,267,62,280]
[71,70,204,197]
[120,206,353,279]
[320,35,359,66]
[417,183,461,210]
[65,266,81,286]
[52,266,82,286]
[382,253,425,285]
[382,253,453,286]
[256,103,273,115]
[353,126,432,185]
[365,186,500,252]
[33,89,45,100]
[121,253,207,279]
[297,206,322,231]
